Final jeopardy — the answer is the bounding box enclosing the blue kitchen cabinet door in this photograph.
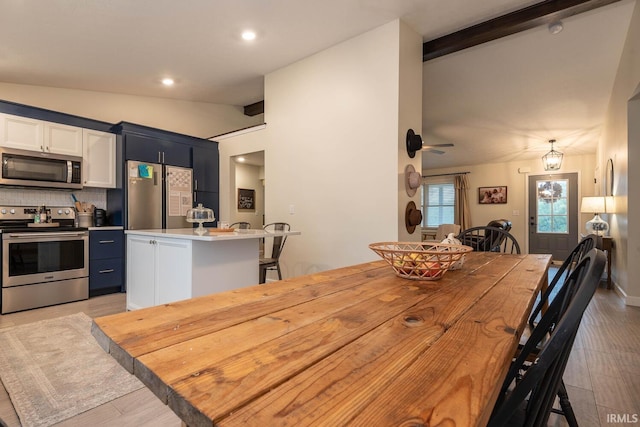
[192,145,220,193]
[125,133,191,167]
[89,230,124,295]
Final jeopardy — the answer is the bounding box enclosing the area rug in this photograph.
[0,312,143,427]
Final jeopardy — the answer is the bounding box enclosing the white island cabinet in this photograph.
[125,228,300,310]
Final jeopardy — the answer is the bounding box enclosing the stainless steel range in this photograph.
[1,206,88,314]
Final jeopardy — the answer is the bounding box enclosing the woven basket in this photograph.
[369,242,473,281]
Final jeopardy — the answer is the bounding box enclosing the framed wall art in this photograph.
[479,186,507,204]
[237,188,255,210]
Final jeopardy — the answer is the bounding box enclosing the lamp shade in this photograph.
[580,196,606,213]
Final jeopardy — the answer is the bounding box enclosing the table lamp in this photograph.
[580,196,609,236]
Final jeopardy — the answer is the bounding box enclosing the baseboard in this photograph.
[625,294,640,307]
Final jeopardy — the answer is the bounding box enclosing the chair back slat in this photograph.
[528,234,598,327]
[264,222,290,259]
[457,226,521,254]
[230,222,251,229]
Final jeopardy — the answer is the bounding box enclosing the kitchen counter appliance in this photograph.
[0,147,83,190]
[1,206,88,314]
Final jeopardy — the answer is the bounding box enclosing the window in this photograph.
[536,179,569,233]
[421,178,455,227]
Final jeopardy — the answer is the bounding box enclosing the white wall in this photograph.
[219,20,423,279]
[0,82,261,138]
[423,154,596,254]
[598,1,639,304]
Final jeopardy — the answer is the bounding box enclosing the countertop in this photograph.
[88,226,124,231]
[124,227,300,242]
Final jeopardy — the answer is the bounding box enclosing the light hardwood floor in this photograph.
[0,293,181,427]
[0,285,638,426]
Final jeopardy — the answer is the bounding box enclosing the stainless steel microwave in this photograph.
[0,147,83,189]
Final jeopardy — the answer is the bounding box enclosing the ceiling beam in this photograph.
[243,100,264,116]
[423,0,622,61]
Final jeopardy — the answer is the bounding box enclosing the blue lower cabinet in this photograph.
[90,258,123,290]
[89,229,124,296]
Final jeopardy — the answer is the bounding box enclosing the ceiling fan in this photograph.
[406,129,454,157]
[422,143,454,155]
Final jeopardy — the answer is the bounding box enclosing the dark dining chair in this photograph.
[457,226,521,254]
[230,221,251,229]
[517,233,598,427]
[488,249,606,427]
[259,222,290,283]
[487,218,512,232]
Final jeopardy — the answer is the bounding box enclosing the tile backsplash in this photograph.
[0,187,107,208]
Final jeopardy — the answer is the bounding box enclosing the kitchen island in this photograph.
[125,228,300,310]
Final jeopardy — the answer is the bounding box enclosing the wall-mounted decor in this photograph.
[404,164,421,197]
[237,188,255,210]
[604,158,614,196]
[479,186,507,204]
[405,201,422,234]
[406,129,423,158]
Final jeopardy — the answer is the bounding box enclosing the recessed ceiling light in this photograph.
[161,78,174,86]
[241,30,256,41]
[237,156,246,162]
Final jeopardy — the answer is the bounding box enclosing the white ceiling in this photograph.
[0,0,635,169]
[422,0,635,169]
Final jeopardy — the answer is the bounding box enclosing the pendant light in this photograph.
[542,139,563,171]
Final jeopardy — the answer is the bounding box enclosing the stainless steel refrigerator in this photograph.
[127,160,193,230]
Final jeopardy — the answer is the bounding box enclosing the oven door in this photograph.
[2,231,89,287]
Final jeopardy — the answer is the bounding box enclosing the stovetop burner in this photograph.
[0,205,83,232]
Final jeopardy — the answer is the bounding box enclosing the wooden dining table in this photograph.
[92,251,551,427]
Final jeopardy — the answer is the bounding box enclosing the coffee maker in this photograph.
[94,208,107,226]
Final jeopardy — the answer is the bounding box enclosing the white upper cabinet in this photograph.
[82,129,116,188]
[0,113,83,156]
[0,113,44,152]
[44,122,83,156]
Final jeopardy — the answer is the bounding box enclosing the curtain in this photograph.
[455,174,472,230]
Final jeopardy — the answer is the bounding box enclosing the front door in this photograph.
[528,173,579,261]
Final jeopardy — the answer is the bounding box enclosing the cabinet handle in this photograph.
[99,240,115,244]
[162,151,165,163]
[194,179,198,191]
[158,152,161,163]
[41,145,44,151]
[98,269,115,274]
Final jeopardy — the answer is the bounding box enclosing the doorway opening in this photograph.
[230,151,265,229]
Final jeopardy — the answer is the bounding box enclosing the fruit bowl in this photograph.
[368,242,473,281]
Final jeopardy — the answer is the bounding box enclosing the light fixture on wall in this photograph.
[548,21,564,35]
[580,196,609,236]
[542,139,563,171]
